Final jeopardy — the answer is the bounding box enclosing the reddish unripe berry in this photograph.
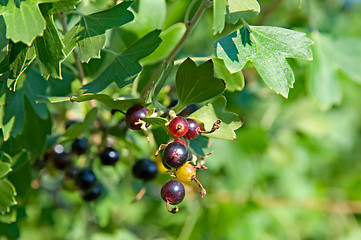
[175,163,196,183]
[125,105,148,130]
[173,138,187,147]
[183,118,200,140]
[161,179,185,205]
[168,116,189,137]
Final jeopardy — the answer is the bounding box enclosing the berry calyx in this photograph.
[161,179,185,213]
[100,147,120,165]
[183,118,201,140]
[132,159,158,182]
[52,144,72,170]
[75,168,97,191]
[82,184,102,201]
[71,138,88,155]
[163,142,188,169]
[168,116,189,137]
[175,163,196,183]
[125,105,148,130]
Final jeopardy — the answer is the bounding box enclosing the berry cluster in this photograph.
[125,104,211,213]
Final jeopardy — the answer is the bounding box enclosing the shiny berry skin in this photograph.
[168,116,189,137]
[161,179,185,205]
[183,118,201,140]
[82,184,102,201]
[132,159,158,181]
[173,138,187,147]
[71,138,88,155]
[52,144,72,170]
[76,168,97,191]
[125,105,148,130]
[163,142,188,168]
[176,163,196,183]
[100,147,120,165]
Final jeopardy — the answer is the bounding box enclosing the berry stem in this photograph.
[166,200,179,214]
[140,0,212,98]
[192,176,206,198]
[132,184,147,203]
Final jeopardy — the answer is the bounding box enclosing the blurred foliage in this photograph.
[1,0,361,239]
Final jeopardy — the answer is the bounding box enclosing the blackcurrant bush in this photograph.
[132,159,158,181]
[75,168,97,191]
[168,116,189,137]
[71,138,88,155]
[100,147,120,165]
[163,142,188,168]
[183,118,201,140]
[175,163,196,183]
[52,144,72,170]
[82,184,102,201]
[125,105,148,130]
[161,179,185,205]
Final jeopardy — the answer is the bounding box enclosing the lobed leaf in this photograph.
[190,95,243,140]
[215,23,313,98]
[82,30,162,93]
[0,162,11,179]
[174,58,225,113]
[213,57,244,92]
[0,179,17,214]
[63,1,134,63]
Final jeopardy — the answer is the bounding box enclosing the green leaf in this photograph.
[189,135,210,156]
[63,1,134,63]
[0,207,17,223]
[141,23,186,65]
[173,58,225,113]
[82,30,162,93]
[215,23,313,98]
[142,117,168,126]
[227,0,260,13]
[0,179,17,214]
[23,69,49,120]
[213,57,244,92]
[1,89,24,140]
[0,161,11,178]
[40,0,79,15]
[213,0,226,34]
[33,4,65,79]
[189,95,243,140]
[70,94,145,111]
[0,16,7,51]
[9,41,28,83]
[123,0,166,37]
[60,108,97,142]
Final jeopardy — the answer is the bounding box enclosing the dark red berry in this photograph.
[71,138,88,155]
[125,105,148,130]
[100,147,120,165]
[163,142,188,168]
[168,116,189,137]
[183,118,200,140]
[132,159,158,181]
[161,179,185,205]
[82,184,102,201]
[52,144,72,170]
[76,168,97,191]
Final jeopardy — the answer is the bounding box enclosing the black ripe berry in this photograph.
[71,138,88,155]
[100,147,120,165]
[132,159,158,181]
[52,144,72,170]
[163,142,188,168]
[161,179,185,205]
[76,168,97,191]
[183,118,200,140]
[82,184,102,201]
[168,116,189,137]
[125,105,148,130]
